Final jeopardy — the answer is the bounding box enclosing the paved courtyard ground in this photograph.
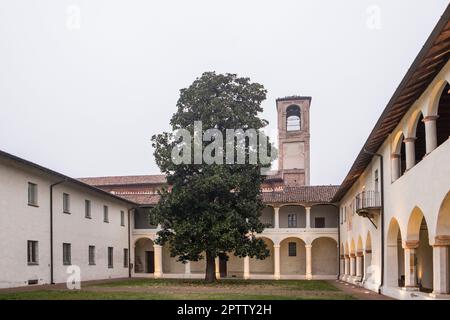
[0,278,392,300]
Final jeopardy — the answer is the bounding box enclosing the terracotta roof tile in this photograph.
[78,175,166,186]
[262,185,339,204]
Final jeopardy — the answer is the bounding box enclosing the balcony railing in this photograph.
[355,190,381,215]
[260,218,274,228]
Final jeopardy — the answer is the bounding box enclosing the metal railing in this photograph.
[355,190,381,212]
[260,218,274,228]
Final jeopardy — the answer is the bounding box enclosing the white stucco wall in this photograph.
[0,158,132,288]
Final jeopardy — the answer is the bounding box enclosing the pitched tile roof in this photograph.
[78,175,167,186]
[262,185,339,204]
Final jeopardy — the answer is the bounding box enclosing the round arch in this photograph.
[134,237,155,274]
[280,237,306,275]
[428,79,449,116]
[249,237,274,275]
[311,237,338,276]
[436,191,450,239]
[392,131,405,155]
[406,206,426,242]
[386,218,404,287]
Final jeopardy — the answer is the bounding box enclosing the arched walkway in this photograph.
[249,237,274,276]
[279,205,306,228]
[134,238,155,274]
[386,218,404,287]
[364,232,373,282]
[280,237,306,275]
[260,206,275,228]
[434,191,450,294]
[406,207,433,292]
[310,205,338,228]
[311,237,338,276]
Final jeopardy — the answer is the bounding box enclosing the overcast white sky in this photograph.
[0,0,448,185]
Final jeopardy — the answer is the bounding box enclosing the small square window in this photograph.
[28,182,38,206]
[63,193,70,214]
[120,211,125,226]
[103,206,109,223]
[27,240,39,265]
[288,242,297,257]
[315,217,325,228]
[85,200,91,219]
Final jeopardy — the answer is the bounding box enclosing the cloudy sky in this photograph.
[0,0,448,185]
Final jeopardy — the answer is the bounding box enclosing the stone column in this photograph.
[344,255,350,277]
[185,261,191,277]
[215,257,221,279]
[356,251,363,281]
[340,255,345,279]
[305,207,311,229]
[274,244,281,280]
[404,137,416,170]
[391,154,400,181]
[305,244,312,280]
[403,241,419,289]
[274,207,280,229]
[364,250,372,282]
[432,243,449,295]
[423,115,438,154]
[244,256,250,280]
[153,244,163,278]
[350,254,356,277]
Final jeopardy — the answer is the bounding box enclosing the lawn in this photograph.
[0,279,355,300]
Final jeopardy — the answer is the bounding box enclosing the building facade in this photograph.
[0,6,448,301]
[334,9,450,300]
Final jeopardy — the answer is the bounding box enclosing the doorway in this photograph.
[219,254,227,278]
[145,251,155,273]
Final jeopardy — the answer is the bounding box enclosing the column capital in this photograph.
[403,137,417,143]
[434,235,450,247]
[153,244,162,249]
[305,244,312,249]
[273,244,280,248]
[365,249,372,254]
[423,115,439,122]
[356,251,364,257]
[349,253,356,258]
[340,254,345,259]
[403,240,419,249]
[305,206,311,211]
[344,254,350,258]
[391,153,400,159]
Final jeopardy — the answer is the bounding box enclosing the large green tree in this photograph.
[151,72,276,282]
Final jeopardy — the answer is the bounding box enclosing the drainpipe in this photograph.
[50,179,67,285]
[127,207,133,278]
[363,148,384,294]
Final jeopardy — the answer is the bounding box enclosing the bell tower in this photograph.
[276,96,311,186]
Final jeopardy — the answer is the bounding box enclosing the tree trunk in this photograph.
[205,251,216,282]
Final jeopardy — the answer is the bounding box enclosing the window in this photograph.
[374,169,379,193]
[340,208,343,224]
[28,182,38,206]
[286,105,301,131]
[63,243,71,265]
[108,247,113,268]
[63,193,70,213]
[85,200,91,219]
[344,207,347,222]
[288,242,297,256]
[103,205,109,223]
[27,241,38,265]
[120,210,125,226]
[88,246,95,265]
[315,217,325,228]
[123,248,129,268]
[288,214,297,228]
